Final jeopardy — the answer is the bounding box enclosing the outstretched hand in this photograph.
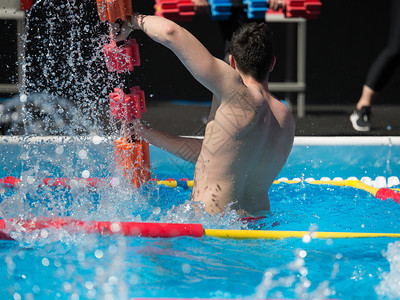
[192,0,209,13]
[109,21,133,42]
[268,0,286,11]
[123,119,150,142]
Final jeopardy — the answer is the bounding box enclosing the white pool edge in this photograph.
[0,136,399,146]
[293,136,400,145]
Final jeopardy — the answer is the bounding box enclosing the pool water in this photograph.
[0,137,400,299]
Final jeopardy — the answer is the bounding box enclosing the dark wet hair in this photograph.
[230,22,274,81]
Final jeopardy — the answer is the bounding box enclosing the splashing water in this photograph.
[21,0,114,134]
[0,93,99,135]
[376,241,400,299]
[3,2,399,299]
[253,240,336,300]
[0,0,123,221]
[0,0,248,231]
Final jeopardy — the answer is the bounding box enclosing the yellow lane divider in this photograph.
[157,178,400,202]
[309,179,379,196]
[157,179,381,195]
[204,229,400,240]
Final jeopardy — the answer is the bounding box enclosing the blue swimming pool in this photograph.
[0,136,400,299]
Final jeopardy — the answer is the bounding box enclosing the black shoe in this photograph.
[350,106,371,131]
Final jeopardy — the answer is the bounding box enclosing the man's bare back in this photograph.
[192,78,295,216]
[116,15,294,216]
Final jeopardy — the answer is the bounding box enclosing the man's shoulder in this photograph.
[220,85,263,112]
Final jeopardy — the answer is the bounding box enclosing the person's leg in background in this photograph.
[350,0,400,131]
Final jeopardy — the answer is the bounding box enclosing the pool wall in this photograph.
[0,136,399,181]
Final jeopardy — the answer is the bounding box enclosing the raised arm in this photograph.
[119,14,240,99]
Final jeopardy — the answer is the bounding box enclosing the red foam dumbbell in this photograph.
[20,0,34,10]
[96,0,133,23]
[304,0,322,18]
[114,138,151,188]
[177,0,196,20]
[110,86,146,121]
[103,39,141,74]
[154,0,195,22]
[285,0,321,19]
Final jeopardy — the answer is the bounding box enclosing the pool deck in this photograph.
[143,102,400,137]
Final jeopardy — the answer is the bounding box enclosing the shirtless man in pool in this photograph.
[114,13,295,216]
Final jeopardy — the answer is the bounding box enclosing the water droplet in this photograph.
[21,152,29,160]
[94,250,103,259]
[70,179,79,188]
[302,234,311,243]
[55,146,64,155]
[108,276,118,285]
[82,170,90,178]
[299,250,307,258]
[13,292,21,300]
[303,280,311,288]
[78,149,87,159]
[63,281,72,292]
[110,177,120,187]
[71,293,79,300]
[11,112,19,121]
[32,286,40,294]
[299,267,308,276]
[85,281,94,290]
[92,135,102,145]
[40,229,48,238]
[20,94,27,103]
[42,258,49,266]
[54,260,61,267]
[27,176,35,184]
[182,263,191,273]
[110,222,121,233]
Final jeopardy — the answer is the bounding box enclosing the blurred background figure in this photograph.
[191,0,285,62]
[350,0,400,132]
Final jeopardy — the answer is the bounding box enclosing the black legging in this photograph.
[365,0,400,92]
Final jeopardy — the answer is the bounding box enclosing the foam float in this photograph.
[1,218,400,241]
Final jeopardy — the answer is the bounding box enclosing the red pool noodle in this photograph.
[0,177,185,189]
[0,218,204,240]
[0,219,13,240]
[93,221,203,237]
[375,188,400,203]
[2,176,22,187]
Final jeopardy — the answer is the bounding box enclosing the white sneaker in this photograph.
[350,106,371,132]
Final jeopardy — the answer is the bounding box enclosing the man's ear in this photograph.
[270,56,276,72]
[229,55,236,69]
